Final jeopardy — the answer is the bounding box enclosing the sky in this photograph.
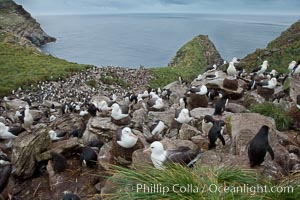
[14,0,300,15]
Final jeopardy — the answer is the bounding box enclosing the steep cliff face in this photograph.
[0,0,56,48]
[241,20,300,73]
[168,35,224,69]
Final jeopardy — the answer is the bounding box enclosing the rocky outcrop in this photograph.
[168,35,223,69]
[0,0,56,48]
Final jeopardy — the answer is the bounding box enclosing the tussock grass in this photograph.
[250,102,293,131]
[104,164,300,200]
[0,42,89,97]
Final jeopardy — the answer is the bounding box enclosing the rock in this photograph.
[30,110,44,121]
[241,92,265,108]
[131,149,153,170]
[223,78,238,90]
[289,73,300,104]
[231,129,254,156]
[101,173,124,199]
[43,100,61,108]
[257,86,274,100]
[178,124,201,140]
[83,117,118,143]
[187,93,208,109]
[197,151,249,169]
[98,142,113,170]
[39,137,80,161]
[148,110,175,127]
[225,103,249,113]
[50,113,86,137]
[191,135,209,150]
[3,99,28,111]
[12,125,51,179]
[163,81,188,105]
[286,145,300,155]
[190,107,231,120]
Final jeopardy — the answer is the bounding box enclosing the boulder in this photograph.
[82,117,118,143]
[191,135,209,150]
[98,142,113,171]
[190,107,231,120]
[223,78,238,90]
[3,99,28,111]
[39,137,80,160]
[148,110,175,127]
[12,125,51,179]
[30,110,44,121]
[241,92,265,108]
[178,124,201,140]
[131,108,147,130]
[225,103,249,113]
[50,113,86,137]
[289,75,300,104]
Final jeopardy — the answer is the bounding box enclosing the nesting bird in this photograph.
[251,60,268,76]
[149,120,165,136]
[226,61,237,79]
[111,103,129,120]
[144,141,201,170]
[257,77,277,89]
[288,60,297,73]
[175,108,193,124]
[188,85,207,95]
[116,127,138,148]
[147,97,164,111]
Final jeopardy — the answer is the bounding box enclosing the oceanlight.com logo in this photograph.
[134,184,295,195]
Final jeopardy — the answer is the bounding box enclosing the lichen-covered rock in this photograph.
[12,125,51,179]
[178,124,201,140]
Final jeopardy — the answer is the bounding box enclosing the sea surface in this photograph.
[37,14,300,68]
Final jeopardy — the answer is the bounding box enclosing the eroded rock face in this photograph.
[12,125,51,179]
[82,117,119,143]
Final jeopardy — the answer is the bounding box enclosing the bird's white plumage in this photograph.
[227,62,237,79]
[196,85,207,95]
[117,127,138,148]
[175,109,193,124]
[23,105,33,130]
[257,60,269,75]
[151,121,165,135]
[49,130,62,141]
[262,77,277,89]
[152,98,164,109]
[148,141,167,170]
[288,61,297,73]
[111,103,128,120]
[0,122,17,139]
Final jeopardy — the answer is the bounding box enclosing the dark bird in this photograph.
[88,139,104,150]
[87,103,99,117]
[213,94,229,115]
[248,125,274,168]
[208,120,226,149]
[50,152,67,173]
[80,146,98,168]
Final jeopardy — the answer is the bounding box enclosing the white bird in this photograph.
[288,61,297,73]
[147,98,164,110]
[175,108,193,124]
[188,85,207,95]
[0,122,17,140]
[49,115,56,122]
[23,105,33,132]
[231,57,240,64]
[251,60,268,75]
[49,130,62,141]
[259,77,277,89]
[227,62,237,79]
[111,103,129,120]
[79,110,89,116]
[144,141,201,170]
[292,64,300,76]
[149,120,165,136]
[116,127,138,148]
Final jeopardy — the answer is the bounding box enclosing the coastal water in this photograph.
[37,14,300,68]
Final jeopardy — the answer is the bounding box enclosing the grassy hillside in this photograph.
[241,20,300,73]
[150,35,223,88]
[0,41,89,97]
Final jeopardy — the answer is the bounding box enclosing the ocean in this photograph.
[36,14,300,68]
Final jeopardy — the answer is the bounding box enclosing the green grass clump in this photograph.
[0,42,89,97]
[104,164,300,200]
[149,65,201,88]
[250,102,293,131]
[100,75,130,89]
[86,78,98,88]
